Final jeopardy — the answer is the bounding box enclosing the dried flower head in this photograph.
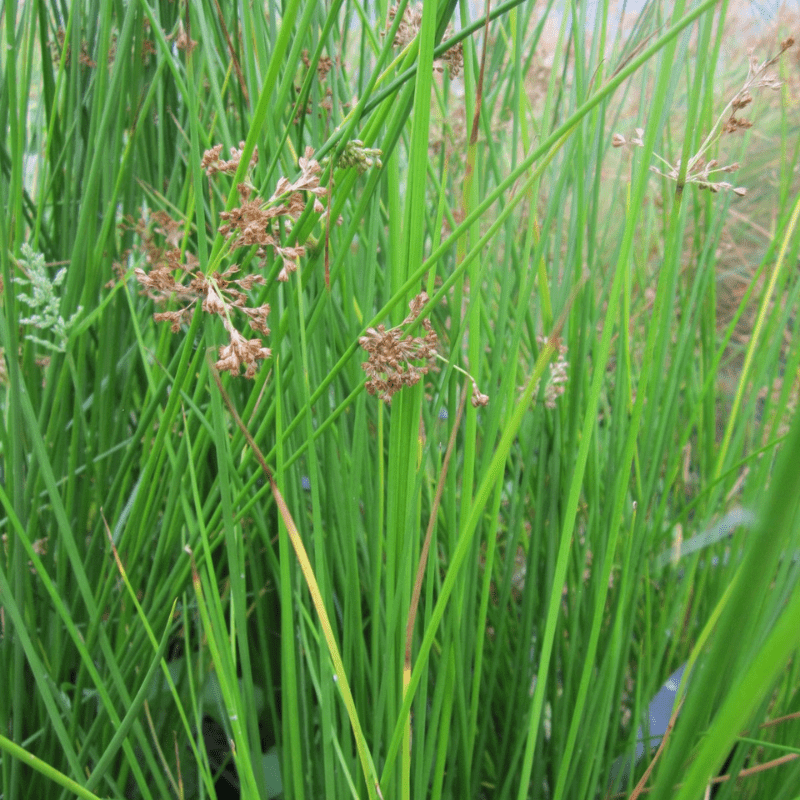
[616,39,794,197]
[540,336,569,408]
[301,50,334,81]
[50,27,98,68]
[611,128,644,149]
[649,155,746,196]
[134,244,272,377]
[470,380,489,408]
[201,141,259,176]
[387,3,423,48]
[437,32,463,79]
[215,147,325,279]
[214,320,272,379]
[270,147,326,208]
[174,21,198,54]
[385,4,463,79]
[359,292,439,403]
[2,533,48,574]
[522,336,568,409]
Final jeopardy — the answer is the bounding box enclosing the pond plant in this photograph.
[1,1,799,799]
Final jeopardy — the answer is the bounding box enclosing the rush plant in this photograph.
[1,2,799,800]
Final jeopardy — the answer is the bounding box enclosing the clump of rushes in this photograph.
[614,38,795,195]
[132,144,326,378]
[385,3,463,78]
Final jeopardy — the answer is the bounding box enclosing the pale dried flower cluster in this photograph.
[437,40,464,79]
[526,336,568,409]
[132,146,327,377]
[385,4,463,79]
[650,154,746,196]
[387,3,422,49]
[359,293,439,403]
[200,141,259,176]
[2,533,48,574]
[174,21,197,54]
[614,38,795,196]
[611,128,644,149]
[542,337,569,408]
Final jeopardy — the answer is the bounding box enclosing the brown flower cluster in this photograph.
[2,533,48,574]
[135,255,271,378]
[301,49,334,81]
[359,293,439,403]
[385,3,463,79]
[51,23,162,69]
[722,39,793,133]
[51,27,100,68]
[130,145,326,377]
[387,3,423,49]
[437,39,463,79]
[200,141,259,176]
[614,37,795,196]
[174,21,197,54]
[214,146,325,281]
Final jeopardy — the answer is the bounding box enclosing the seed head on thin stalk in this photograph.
[613,38,795,196]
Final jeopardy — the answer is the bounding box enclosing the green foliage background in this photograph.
[1,1,799,799]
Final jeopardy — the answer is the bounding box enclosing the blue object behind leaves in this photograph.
[607,662,687,792]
